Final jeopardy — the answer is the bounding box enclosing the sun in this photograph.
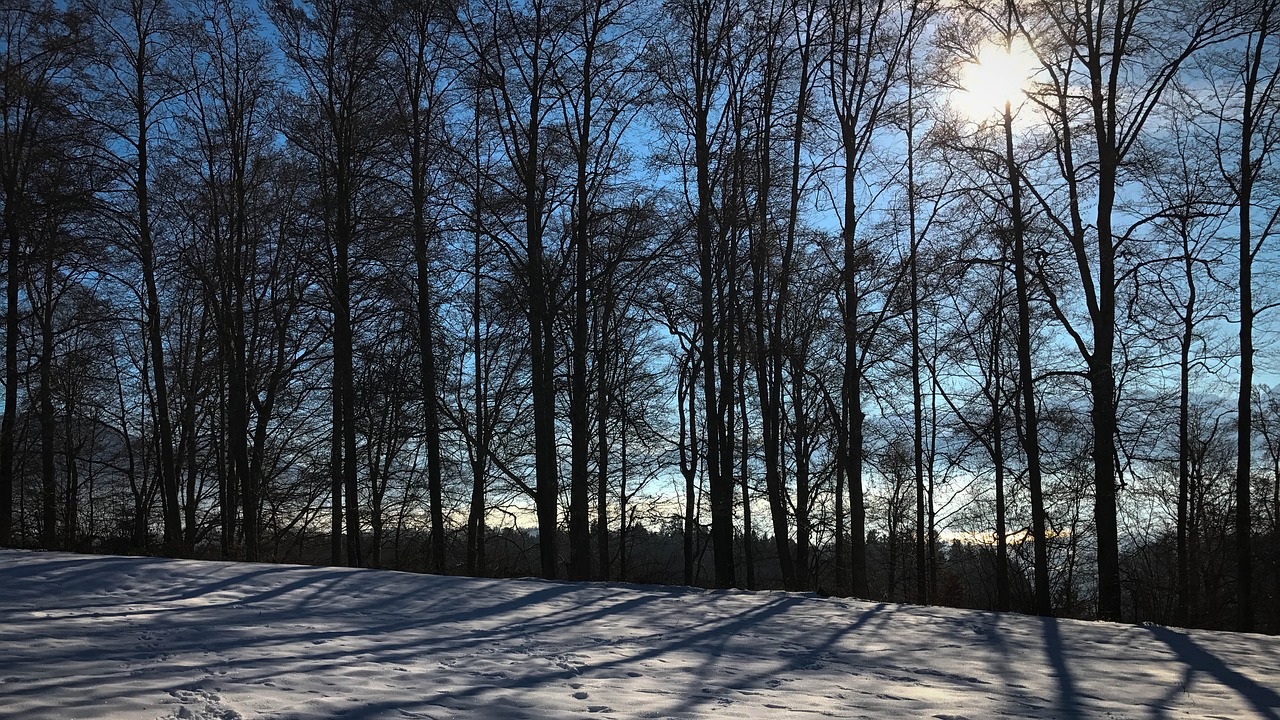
[955,39,1037,119]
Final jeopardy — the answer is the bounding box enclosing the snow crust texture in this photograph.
[1,550,1278,719]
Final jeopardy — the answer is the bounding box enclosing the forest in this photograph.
[1,0,1277,634]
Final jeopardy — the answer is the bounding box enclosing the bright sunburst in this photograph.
[955,39,1037,119]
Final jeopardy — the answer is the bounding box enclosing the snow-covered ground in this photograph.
[1,550,1278,719]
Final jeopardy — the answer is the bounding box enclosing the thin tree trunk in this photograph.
[792,363,812,589]
[0,192,19,546]
[596,292,613,579]
[697,60,734,590]
[1233,5,1272,632]
[467,110,487,577]
[834,421,847,593]
[567,23,596,581]
[843,140,867,598]
[679,355,698,586]
[38,257,57,550]
[1177,235,1195,626]
[63,395,79,549]
[619,392,629,582]
[1005,99,1052,616]
[217,361,234,559]
[739,359,754,590]
[525,41,559,580]
[335,213,361,568]
[136,78,182,557]
[751,29,795,591]
[413,166,446,576]
[331,360,344,566]
[782,9,815,591]
[908,81,926,605]
[228,300,253,561]
[992,340,1009,612]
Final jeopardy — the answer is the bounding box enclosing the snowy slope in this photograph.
[0,550,1277,719]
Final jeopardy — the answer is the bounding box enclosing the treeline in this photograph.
[1,0,1277,633]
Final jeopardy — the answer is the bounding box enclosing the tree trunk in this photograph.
[331,373,344,566]
[739,360,754,590]
[993,356,1009,612]
[1232,4,1273,632]
[137,94,182,557]
[1090,140,1121,621]
[567,28,596,581]
[792,363,812,590]
[38,257,57,550]
[0,192,19,547]
[1005,100,1052,616]
[413,174,446,576]
[1177,236,1195,626]
[843,137,867,598]
[525,49,559,580]
[696,49,734,589]
[335,211,361,568]
[596,292,613,579]
[680,354,698,586]
[63,396,79,549]
[908,85,927,605]
[834,393,847,594]
[467,119,487,577]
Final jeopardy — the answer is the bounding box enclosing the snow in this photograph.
[1,550,1277,719]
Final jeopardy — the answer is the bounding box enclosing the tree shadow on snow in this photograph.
[1147,625,1280,720]
[7,551,1279,720]
[1038,616,1083,719]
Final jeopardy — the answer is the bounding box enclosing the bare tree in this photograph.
[823,0,917,597]
[1221,0,1280,632]
[560,0,649,580]
[461,0,572,579]
[1021,0,1238,620]
[0,2,88,546]
[383,0,456,575]
[652,0,739,588]
[272,0,393,567]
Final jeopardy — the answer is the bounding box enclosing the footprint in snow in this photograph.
[165,688,242,720]
[573,691,590,700]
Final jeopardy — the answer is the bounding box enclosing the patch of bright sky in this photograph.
[954,38,1038,122]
